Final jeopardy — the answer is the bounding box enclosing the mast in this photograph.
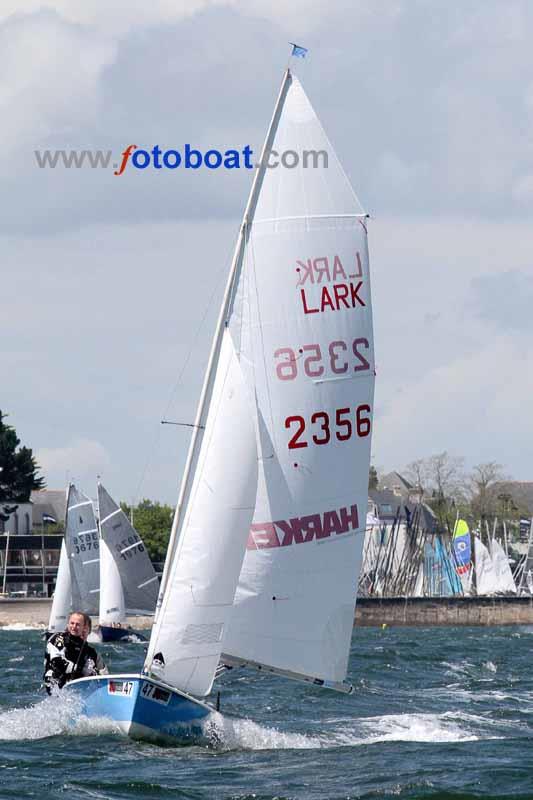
[154,69,293,612]
[518,517,533,595]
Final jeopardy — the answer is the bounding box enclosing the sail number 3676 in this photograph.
[286,404,371,449]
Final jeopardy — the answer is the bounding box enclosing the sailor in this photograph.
[43,611,108,694]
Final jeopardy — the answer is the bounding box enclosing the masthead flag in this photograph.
[290,43,308,58]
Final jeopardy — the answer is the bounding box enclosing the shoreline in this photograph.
[3,596,533,629]
[0,599,153,629]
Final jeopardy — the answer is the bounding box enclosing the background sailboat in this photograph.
[48,482,157,641]
[66,62,375,741]
[452,519,473,595]
[490,537,516,594]
[97,483,159,641]
[47,484,99,635]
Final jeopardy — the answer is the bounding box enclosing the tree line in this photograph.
[0,410,44,523]
[382,452,526,532]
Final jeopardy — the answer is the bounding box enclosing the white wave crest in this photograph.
[355,711,479,744]
[205,708,480,751]
[0,693,120,741]
[205,713,323,750]
[0,623,45,631]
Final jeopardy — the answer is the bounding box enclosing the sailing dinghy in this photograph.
[97,482,159,641]
[65,64,375,742]
[47,484,100,636]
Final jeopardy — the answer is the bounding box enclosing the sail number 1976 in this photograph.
[285,404,371,450]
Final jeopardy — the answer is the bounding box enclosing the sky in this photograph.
[2,1,532,504]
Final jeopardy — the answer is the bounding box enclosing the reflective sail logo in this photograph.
[247,504,360,550]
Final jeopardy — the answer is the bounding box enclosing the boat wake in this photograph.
[0,623,45,631]
[205,713,323,750]
[0,694,120,741]
[205,709,485,751]
[119,633,146,644]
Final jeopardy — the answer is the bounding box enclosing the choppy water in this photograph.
[0,625,532,799]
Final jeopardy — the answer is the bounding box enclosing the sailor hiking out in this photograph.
[43,611,108,694]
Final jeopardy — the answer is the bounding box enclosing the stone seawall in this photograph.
[3,596,533,629]
[354,596,533,626]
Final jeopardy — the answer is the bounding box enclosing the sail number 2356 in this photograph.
[286,405,371,450]
[274,338,370,381]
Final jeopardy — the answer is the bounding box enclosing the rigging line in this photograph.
[248,230,277,448]
[231,225,247,361]
[131,245,235,508]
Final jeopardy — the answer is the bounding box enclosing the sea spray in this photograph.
[0,691,120,741]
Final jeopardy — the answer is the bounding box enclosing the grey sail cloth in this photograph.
[97,484,159,614]
[65,484,100,615]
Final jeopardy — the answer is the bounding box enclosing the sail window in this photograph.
[181,622,224,645]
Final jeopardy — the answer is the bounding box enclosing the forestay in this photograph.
[222,75,375,688]
[97,483,158,615]
[65,484,100,616]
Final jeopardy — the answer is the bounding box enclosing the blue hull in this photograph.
[99,626,146,642]
[65,674,213,743]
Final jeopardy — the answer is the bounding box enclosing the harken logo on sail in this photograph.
[246,504,359,550]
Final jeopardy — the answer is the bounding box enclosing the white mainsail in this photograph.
[222,75,374,688]
[48,539,72,633]
[145,69,374,698]
[97,483,158,617]
[65,484,100,615]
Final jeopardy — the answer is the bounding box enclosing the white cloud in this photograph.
[36,438,112,494]
[374,335,533,480]
[1,219,233,504]
[370,215,533,479]
[3,3,533,502]
[3,213,532,503]
[0,0,391,36]
[512,174,533,208]
[2,1,533,233]
[0,1,214,34]
[0,10,116,154]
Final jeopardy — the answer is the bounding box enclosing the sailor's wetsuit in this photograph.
[43,631,107,694]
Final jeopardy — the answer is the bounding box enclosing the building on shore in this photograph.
[0,490,67,597]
